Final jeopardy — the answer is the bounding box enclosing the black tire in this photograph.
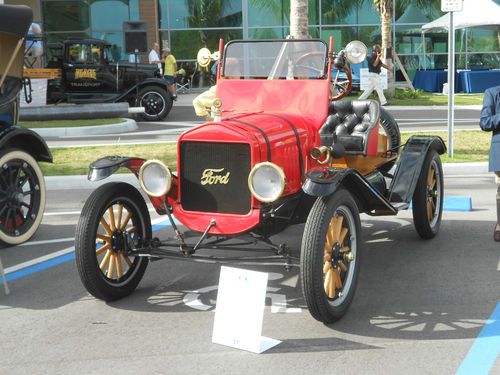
[0,149,46,246]
[379,107,401,150]
[300,189,362,324]
[138,85,172,121]
[75,182,152,301]
[412,149,444,239]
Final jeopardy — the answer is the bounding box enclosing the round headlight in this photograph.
[248,162,285,203]
[139,160,172,197]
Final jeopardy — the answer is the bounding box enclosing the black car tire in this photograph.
[301,189,362,324]
[0,149,46,247]
[138,85,172,121]
[379,107,401,150]
[75,182,151,301]
[412,149,444,239]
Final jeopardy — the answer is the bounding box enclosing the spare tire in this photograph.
[379,107,400,150]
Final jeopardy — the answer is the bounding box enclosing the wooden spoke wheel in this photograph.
[412,149,443,239]
[0,149,45,246]
[75,182,151,301]
[301,189,362,324]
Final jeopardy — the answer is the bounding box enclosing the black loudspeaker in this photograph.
[123,21,148,53]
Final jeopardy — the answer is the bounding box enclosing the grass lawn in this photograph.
[20,118,125,128]
[41,130,491,176]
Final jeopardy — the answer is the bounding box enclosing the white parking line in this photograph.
[18,237,75,247]
[5,245,74,274]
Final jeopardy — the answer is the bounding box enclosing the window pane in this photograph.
[168,0,242,29]
[321,27,356,50]
[90,0,129,30]
[92,31,126,61]
[168,29,243,60]
[248,0,288,27]
[43,1,90,32]
[467,28,500,53]
[248,27,287,39]
[129,0,140,20]
[322,1,378,25]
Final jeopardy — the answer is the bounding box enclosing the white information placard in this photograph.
[212,266,281,353]
[441,0,463,12]
[360,68,388,90]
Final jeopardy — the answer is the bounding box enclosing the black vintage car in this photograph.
[30,39,173,121]
[0,4,52,246]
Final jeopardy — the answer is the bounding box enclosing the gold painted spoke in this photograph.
[339,227,348,244]
[339,261,348,272]
[96,243,111,256]
[96,233,111,243]
[99,250,112,271]
[121,212,133,230]
[100,218,112,235]
[328,270,336,298]
[116,255,123,278]
[107,254,116,278]
[326,218,335,249]
[430,199,436,212]
[333,268,343,289]
[122,254,132,267]
[116,204,123,230]
[427,201,433,221]
[323,261,332,274]
[108,207,116,231]
[332,215,344,242]
[323,254,332,262]
[427,167,435,187]
[126,226,137,233]
[341,245,350,253]
[324,268,332,297]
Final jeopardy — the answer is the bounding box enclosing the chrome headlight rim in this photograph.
[248,161,286,203]
[138,159,172,197]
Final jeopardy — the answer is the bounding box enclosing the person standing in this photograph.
[479,85,500,241]
[148,42,162,75]
[163,47,177,100]
[359,44,391,106]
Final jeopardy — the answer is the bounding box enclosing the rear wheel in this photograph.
[75,182,151,301]
[138,85,172,121]
[379,107,401,150]
[301,189,362,324]
[412,149,443,239]
[0,149,45,246]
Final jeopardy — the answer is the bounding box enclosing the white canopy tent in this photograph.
[420,0,500,70]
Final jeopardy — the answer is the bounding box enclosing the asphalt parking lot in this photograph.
[0,170,499,374]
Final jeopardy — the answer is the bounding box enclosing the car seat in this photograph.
[319,99,380,155]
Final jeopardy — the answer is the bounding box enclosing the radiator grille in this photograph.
[180,142,251,214]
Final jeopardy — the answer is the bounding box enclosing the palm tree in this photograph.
[374,0,395,96]
[290,0,309,38]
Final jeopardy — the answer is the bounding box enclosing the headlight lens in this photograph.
[139,160,172,197]
[248,162,285,203]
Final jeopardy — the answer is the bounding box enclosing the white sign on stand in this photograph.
[360,68,388,90]
[441,0,463,12]
[212,266,281,353]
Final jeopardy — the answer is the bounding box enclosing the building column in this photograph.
[139,0,160,49]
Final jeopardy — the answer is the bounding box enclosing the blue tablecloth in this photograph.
[460,70,500,93]
[413,70,462,93]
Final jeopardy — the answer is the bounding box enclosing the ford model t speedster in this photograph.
[75,38,445,324]
[0,5,52,246]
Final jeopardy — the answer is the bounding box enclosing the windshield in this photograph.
[222,40,328,80]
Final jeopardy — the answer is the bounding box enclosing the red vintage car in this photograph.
[75,38,445,324]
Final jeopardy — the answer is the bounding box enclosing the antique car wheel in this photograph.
[412,149,443,239]
[75,182,151,301]
[301,189,362,324]
[138,85,172,121]
[0,149,45,247]
[379,107,401,150]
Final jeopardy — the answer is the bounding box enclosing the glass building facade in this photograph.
[8,0,500,80]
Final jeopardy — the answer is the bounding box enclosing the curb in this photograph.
[29,118,138,137]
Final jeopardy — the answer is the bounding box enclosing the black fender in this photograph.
[88,156,146,181]
[116,78,171,102]
[0,126,52,162]
[302,167,397,215]
[388,135,446,204]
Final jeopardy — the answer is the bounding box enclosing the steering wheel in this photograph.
[294,51,353,101]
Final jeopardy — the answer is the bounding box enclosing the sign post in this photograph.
[441,0,463,158]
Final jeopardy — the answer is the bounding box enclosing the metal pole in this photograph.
[447,11,455,158]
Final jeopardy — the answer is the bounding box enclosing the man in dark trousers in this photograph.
[480,85,500,241]
[359,44,391,105]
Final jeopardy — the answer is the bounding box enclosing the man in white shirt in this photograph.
[148,42,162,75]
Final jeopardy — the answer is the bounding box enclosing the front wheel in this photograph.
[0,149,46,246]
[75,182,152,301]
[138,85,172,121]
[301,189,362,324]
[412,149,444,239]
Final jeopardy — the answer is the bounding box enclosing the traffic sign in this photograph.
[441,0,463,12]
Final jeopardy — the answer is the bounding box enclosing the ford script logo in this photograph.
[201,168,230,185]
